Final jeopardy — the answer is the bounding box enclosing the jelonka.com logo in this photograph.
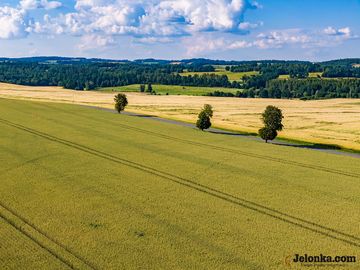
[285,254,357,268]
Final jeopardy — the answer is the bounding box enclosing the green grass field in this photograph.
[180,70,259,82]
[279,72,323,80]
[0,98,359,269]
[98,84,240,96]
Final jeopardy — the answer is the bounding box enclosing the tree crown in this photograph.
[261,105,284,131]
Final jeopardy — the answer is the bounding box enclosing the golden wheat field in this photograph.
[0,82,359,150]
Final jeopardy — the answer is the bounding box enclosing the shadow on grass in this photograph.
[272,142,342,151]
[208,130,258,137]
[131,114,154,118]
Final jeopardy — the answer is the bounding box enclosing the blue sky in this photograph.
[0,0,359,61]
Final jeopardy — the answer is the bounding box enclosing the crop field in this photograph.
[0,98,359,269]
[98,84,239,96]
[1,83,360,151]
[179,70,259,82]
[309,72,323,78]
[279,72,323,79]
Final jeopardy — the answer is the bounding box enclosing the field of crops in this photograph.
[1,82,359,151]
[179,70,259,82]
[0,98,359,269]
[98,84,239,96]
[279,72,323,79]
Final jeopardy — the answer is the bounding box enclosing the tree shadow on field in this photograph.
[131,114,154,118]
[208,130,258,137]
[271,142,342,151]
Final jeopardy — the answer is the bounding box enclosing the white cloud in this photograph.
[323,26,352,38]
[1,0,357,57]
[20,0,62,10]
[134,37,173,44]
[249,27,357,50]
[78,34,115,50]
[184,27,358,56]
[0,0,62,40]
[38,0,260,39]
[228,40,252,49]
[254,29,311,49]
[0,6,28,39]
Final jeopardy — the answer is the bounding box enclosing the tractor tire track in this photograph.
[0,118,359,248]
[113,122,360,178]
[0,204,97,270]
[28,103,360,179]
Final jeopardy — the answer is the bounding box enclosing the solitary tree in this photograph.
[259,105,284,142]
[261,105,284,131]
[114,93,128,113]
[196,104,213,131]
[259,127,277,143]
[196,111,211,131]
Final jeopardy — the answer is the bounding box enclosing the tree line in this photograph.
[0,62,232,90]
[1,60,360,99]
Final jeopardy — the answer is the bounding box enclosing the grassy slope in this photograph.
[98,84,240,96]
[0,98,359,269]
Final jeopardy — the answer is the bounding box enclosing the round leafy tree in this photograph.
[261,105,284,131]
[259,127,278,143]
[196,111,212,131]
[114,93,128,113]
[259,105,284,142]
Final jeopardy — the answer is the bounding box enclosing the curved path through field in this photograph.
[0,82,359,153]
[90,106,360,159]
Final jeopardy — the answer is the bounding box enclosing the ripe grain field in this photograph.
[0,83,360,151]
[0,98,359,269]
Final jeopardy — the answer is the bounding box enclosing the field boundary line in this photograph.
[0,202,97,270]
[1,117,359,248]
[33,103,360,179]
[114,122,360,178]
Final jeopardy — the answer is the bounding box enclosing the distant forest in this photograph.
[0,57,360,99]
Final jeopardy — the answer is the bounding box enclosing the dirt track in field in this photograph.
[0,82,359,151]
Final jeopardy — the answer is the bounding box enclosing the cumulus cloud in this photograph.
[0,0,261,45]
[248,27,357,50]
[1,0,357,57]
[0,6,28,39]
[323,26,352,37]
[184,27,358,56]
[78,34,115,50]
[0,0,62,39]
[37,0,260,39]
[254,29,312,49]
[20,0,62,10]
